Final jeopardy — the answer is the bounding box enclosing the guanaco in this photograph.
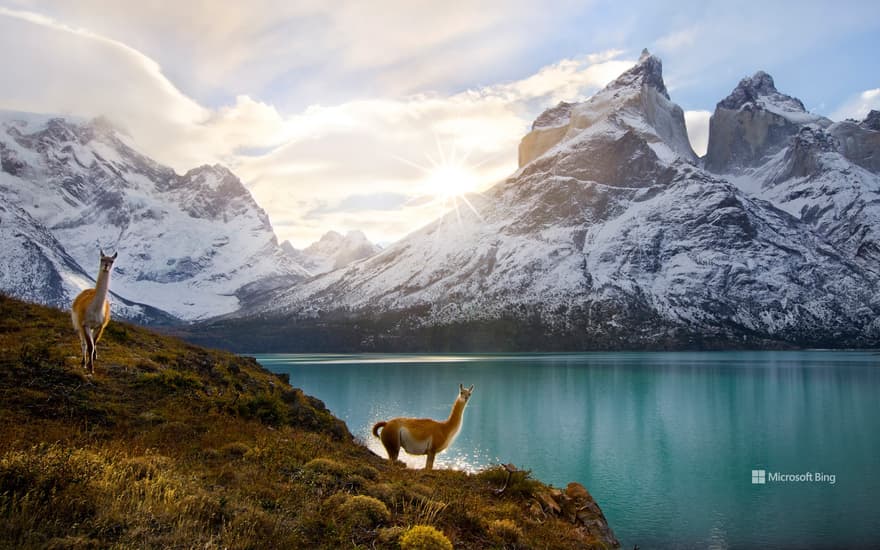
[372,384,474,470]
[71,250,117,374]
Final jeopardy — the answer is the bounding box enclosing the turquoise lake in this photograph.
[254,351,880,549]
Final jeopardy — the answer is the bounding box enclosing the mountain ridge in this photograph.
[190,50,880,352]
[0,112,307,321]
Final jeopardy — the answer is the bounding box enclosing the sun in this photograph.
[392,138,490,222]
[423,161,481,201]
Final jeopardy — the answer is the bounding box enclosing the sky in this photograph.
[1,1,878,247]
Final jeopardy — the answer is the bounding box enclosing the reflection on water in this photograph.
[255,351,880,549]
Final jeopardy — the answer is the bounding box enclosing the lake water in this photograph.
[255,351,880,549]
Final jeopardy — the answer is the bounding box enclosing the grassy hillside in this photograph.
[0,294,619,549]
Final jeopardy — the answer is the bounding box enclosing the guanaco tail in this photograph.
[372,383,474,470]
[71,250,117,374]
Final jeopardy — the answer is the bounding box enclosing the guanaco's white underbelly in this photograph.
[399,428,431,455]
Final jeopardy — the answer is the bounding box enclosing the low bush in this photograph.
[399,525,453,550]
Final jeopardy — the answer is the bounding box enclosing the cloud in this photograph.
[0,6,632,247]
[236,54,633,246]
[832,88,880,121]
[684,110,712,157]
[10,0,579,105]
[0,7,290,170]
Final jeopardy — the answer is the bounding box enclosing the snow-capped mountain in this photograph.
[0,199,175,324]
[0,112,307,321]
[705,75,880,271]
[282,230,381,276]
[201,50,880,351]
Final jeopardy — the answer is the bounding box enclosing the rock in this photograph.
[565,482,591,502]
[830,116,880,174]
[861,110,880,131]
[536,491,561,515]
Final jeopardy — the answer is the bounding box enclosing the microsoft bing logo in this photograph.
[751,469,766,484]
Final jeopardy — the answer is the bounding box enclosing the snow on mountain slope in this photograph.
[226,51,879,350]
[282,230,381,276]
[0,200,176,324]
[0,112,307,321]
[708,78,880,273]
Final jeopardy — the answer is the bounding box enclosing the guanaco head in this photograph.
[99,249,118,273]
[458,383,475,403]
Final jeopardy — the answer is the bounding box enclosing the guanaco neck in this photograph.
[445,397,467,431]
[94,266,112,304]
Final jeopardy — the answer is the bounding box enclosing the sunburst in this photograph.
[393,136,493,222]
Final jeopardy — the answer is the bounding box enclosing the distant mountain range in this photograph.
[281,230,381,276]
[0,112,378,322]
[3,49,879,351]
[189,50,880,351]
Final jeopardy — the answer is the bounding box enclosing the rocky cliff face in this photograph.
[704,72,831,173]
[829,110,880,173]
[212,51,880,351]
[0,112,307,321]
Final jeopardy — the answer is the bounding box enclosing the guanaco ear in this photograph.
[459,383,464,392]
[111,251,118,259]
[100,248,105,257]
[468,385,474,392]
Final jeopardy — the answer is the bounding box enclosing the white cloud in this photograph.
[0,7,290,170]
[0,6,631,247]
[684,110,712,157]
[832,88,880,121]
[10,0,575,103]
[239,54,633,246]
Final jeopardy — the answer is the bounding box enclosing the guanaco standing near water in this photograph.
[372,384,474,470]
[71,250,117,374]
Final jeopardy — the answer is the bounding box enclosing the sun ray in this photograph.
[390,137,497,237]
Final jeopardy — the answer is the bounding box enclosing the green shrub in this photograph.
[238,393,285,425]
[337,494,390,529]
[303,458,348,476]
[399,525,453,550]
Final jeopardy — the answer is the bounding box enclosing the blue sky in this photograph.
[1,0,878,246]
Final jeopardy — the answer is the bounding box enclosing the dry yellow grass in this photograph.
[0,294,618,549]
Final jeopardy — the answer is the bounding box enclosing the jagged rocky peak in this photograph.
[518,48,694,170]
[605,48,669,99]
[717,71,805,111]
[173,163,261,222]
[862,110,880,131]
[704,71,829,173]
